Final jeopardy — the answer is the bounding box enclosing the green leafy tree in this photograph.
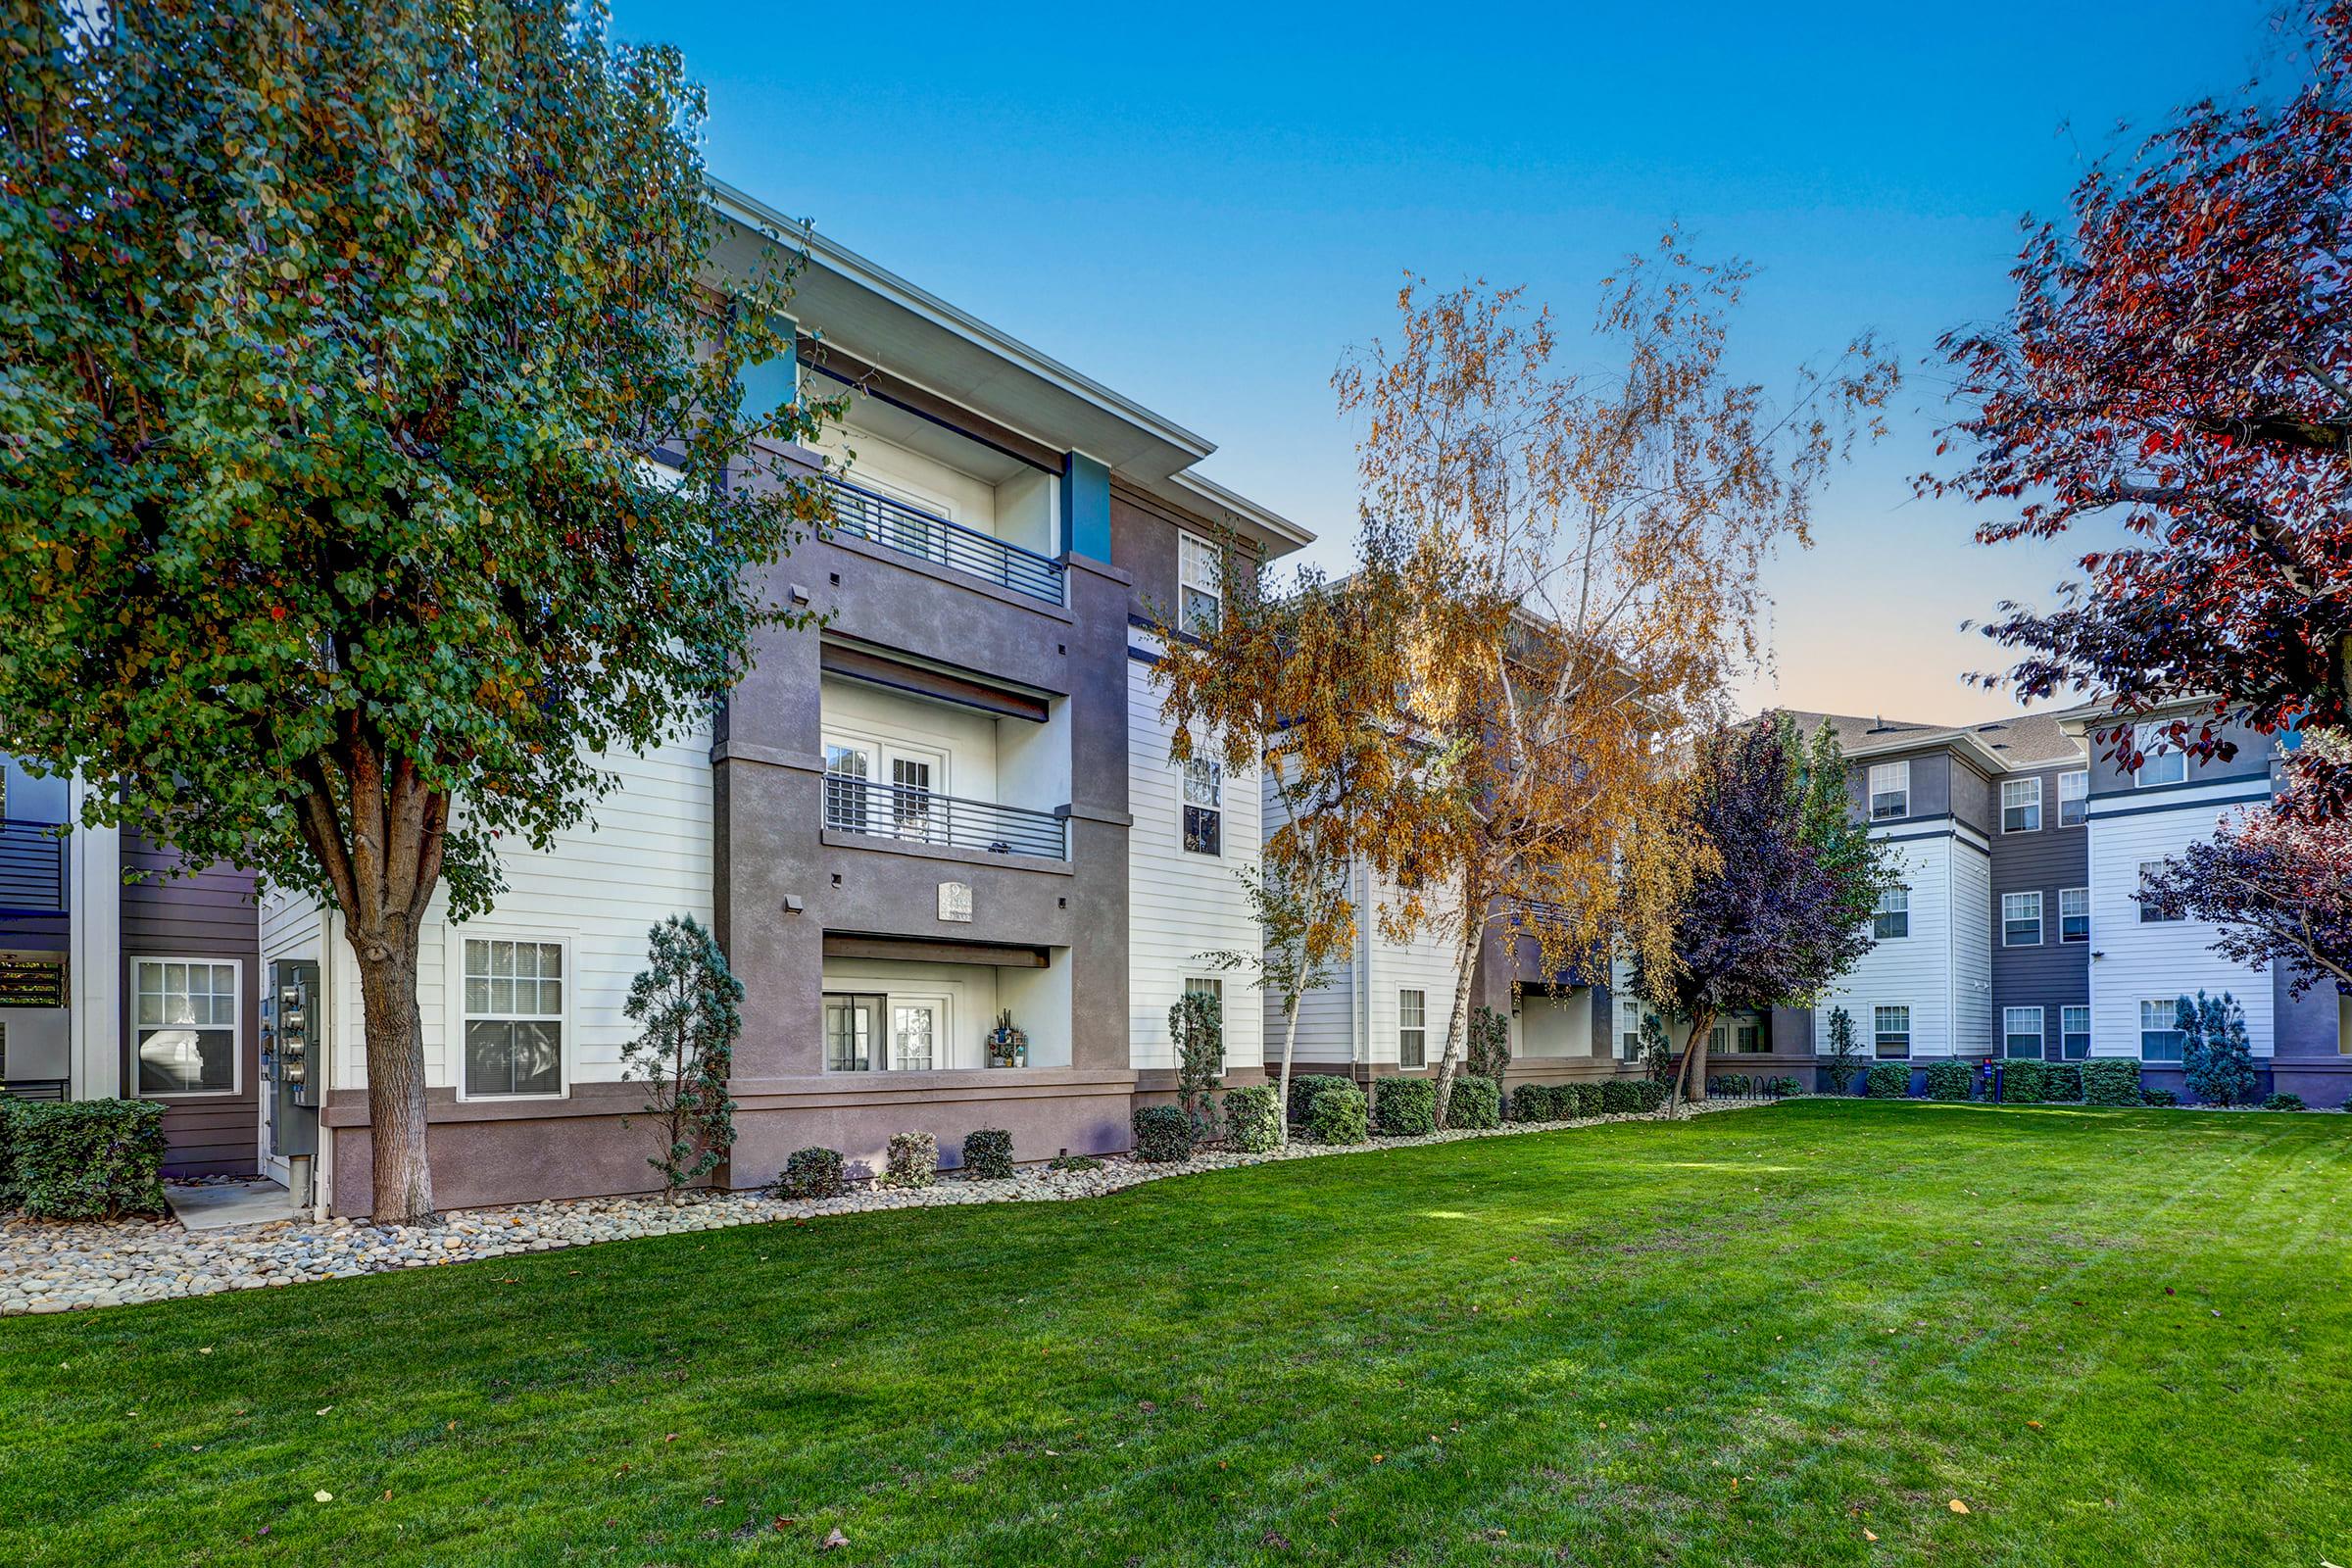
[1824,1005,1867,1096]
[1169,991,1226,1140]
[0,2,833,1221]
[1638,1012,1677,1085]
[619,916,742,1205]
[2178,991,2258,1107]
[1465,1004,1511,1095]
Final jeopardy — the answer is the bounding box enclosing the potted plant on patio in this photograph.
[987,1009,1029,1069]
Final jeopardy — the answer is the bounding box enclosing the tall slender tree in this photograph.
[1163,239,1893,1126]
[1927,3,2352,814]
[1640,713,1895,1111]
[0,1,833,1220]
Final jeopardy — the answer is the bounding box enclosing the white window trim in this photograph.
[2000,776,2042,833]
[1181,757,1224,858]
[2062,1005,2092,1057]
[130,954,243,1100]
[447,925,573,1102]
[2057,769,2088,825]
[1872,884,1910,940]
[1873,1003,1912,1059]
[2139,997,2187,1061]
[1619,1000,1642,1059]
[1397,987,1428,1069]
[886,992,953,1073]
[1867,760,1910,820]
[2003,1005,2044,1058]
[2133,724,2188,787]
[2136,859,2183,923]
[1178,530,1223,634]
[2001,891,2043,948]
[2060,886,2090,943]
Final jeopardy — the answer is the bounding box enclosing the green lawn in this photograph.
[3,1101,2348,1566]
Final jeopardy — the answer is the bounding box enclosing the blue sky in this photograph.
[611,0,2281,723]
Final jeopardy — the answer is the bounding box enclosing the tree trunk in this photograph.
[1668,1008,1716,1119]
[1276,996,1300,1149]
[351,929,436,1224]
[1430,898,1486,1130]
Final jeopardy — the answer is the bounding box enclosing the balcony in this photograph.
[822,775,1067,861]
[820,474,1065,607]
[0,819,67,914]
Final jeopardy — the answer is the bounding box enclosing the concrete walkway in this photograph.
[167,1180,303,1232]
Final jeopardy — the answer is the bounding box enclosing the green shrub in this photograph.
[1132,1104,1195,1162]
[880,1131,938,1189]
[773,1146,844,1200]
[1864,1062,1910,1099]
[1599,1079,1644,1114]
[2043,1063,2082,1102]
[960,1128,1014,1180]
[1630,1079,1669,1112]
[1,1100,167,1219]
[1925,1060,1975,1101]
[1223,1084,1282,1152]
[1047,1152,1103,1172]
[1708,1073,1753,1099]
[1374,1076,1437,1137]
[2082,1059,2141,1106]
[1304,1077,1369,1145]
[1559,1082,1601,1119]
[2140,1087,2180,1106]
[1446,1074,1500,1130]
[2263,1091,2306,1112]
[1288,1073,1351,1125]
[1999,1058,2049,1103]
[1510,1082,1554,1123]
[1768,1075,1801,1098]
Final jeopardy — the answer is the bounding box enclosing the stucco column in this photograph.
[65,776,122,1100]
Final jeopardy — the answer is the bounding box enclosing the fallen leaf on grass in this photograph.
[314,1492,333,1504]
[820,1527,849,1550]
[1949,1499,1971,1514]
[316,1406,333,1417]
[1863,1528,1879,1542]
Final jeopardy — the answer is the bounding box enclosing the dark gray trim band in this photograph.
[2086,788,2272,823]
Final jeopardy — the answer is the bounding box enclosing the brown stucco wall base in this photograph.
[323,1070,1150,1217]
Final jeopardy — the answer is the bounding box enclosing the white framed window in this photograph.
[1872,884,1910,940]
[2058,769,2088,826]
[823,733,949,845]
[1397,988,1427,1068]
[890,995,947,1072]
[133,956,240,1097]
[2001,777,2042,833]
[823,993,879,1072]
[2137,860,2182,922]
[2003,1006,2043,1059]
[1868,760,1910,820]
[2002,891,2042,948]
[1736,1022,1761,1054]
[2140,999,2186,1061]
[1182,758,1223,856]
[1178,531,1223,636]
[1708,1022,1729,1053]
[1873,1004,1911,1059]
[2060,887,2090,943]
[461,936,565,1098]
[2061,1004,2091,1059]
[1620,1001,1642,1059]
[2134,724,2187,787]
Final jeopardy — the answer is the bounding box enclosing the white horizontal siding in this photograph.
[1127,652,1262,1073]
[1951,839,1993,1054]
[318,730,715,1094]
[1821,835,1959,1056]
[1256,770,1356,1068]
[2087,795,2275,1056]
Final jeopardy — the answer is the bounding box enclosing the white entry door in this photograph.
[891,998,946,1071]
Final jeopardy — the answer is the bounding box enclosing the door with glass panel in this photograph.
[890,757,938,844]
[823,994,883,1071]
[890,998,945,1070]
[823,742,875,834]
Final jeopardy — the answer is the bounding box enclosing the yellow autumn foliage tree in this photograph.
[1158,234,1894,1125]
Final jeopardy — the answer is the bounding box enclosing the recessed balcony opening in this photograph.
[819,943,1071,1071]
[810,387,1063,604]
[818,664,1071,861]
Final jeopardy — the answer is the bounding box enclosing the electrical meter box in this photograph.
[262,958,321,1159]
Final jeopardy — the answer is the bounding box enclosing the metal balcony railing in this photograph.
[822,776,1067,861]
[820,474,1065,606]
[0,819,68,914]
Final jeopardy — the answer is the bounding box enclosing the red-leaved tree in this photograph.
[1926,3,2352,814]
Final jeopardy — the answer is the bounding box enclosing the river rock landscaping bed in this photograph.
[0,1098,1767,1318]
